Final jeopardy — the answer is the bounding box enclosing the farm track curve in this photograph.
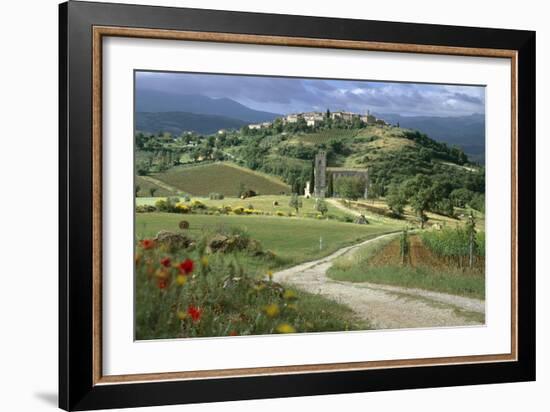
[272,232,485,330]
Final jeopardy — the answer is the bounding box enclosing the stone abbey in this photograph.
[312,151,369,199]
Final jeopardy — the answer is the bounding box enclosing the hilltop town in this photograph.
[247,110,388,130]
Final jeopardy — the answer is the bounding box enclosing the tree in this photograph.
[386,185,407,216]
[289,193,303,214]
[149,187,157,197]
[135,185,141,197]
[315,198,328,216]
[469,193,485,213]
[450,188,474,208]
[402,175,434,228]
[410,188,433,228]
[368,182,384,202]
[334,176,366,200]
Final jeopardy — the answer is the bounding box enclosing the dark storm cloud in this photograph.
[136,71,485,117]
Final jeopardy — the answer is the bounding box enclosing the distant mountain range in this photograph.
[380,113,485,164]
[136,112,247,136]
[136,89,280,123]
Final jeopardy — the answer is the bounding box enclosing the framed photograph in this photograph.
[59,1,535,410]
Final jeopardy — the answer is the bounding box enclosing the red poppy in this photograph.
[157,279,168,289]
[179,258,194,275]
[140,239,155,250]
[160,257,171,267]
[187,305,202,322]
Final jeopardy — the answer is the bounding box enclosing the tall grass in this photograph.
[420,228,485,269]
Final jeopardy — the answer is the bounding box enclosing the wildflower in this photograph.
[140,239,155,250]
[160,257,171,267]
[177,311,187,321]
[200,256,209,268]
[187,305,202,322]
[157,279,168,289]
[155,268,169,279]
[176,274,187,286]
[229,330,238,336]
[283,289,298,301]
[179,258,194,275]
[267,270,273,281]
[264,303,280,318]
[275,323,296,334]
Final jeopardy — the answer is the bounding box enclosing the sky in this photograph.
[136,71,485,117]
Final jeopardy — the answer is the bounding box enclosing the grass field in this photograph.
[327,235,485,299]
[151,162,290,196]
[135,176,178,197]
[136,212,400,272]
[295,129,359,144]
[136,194,364,221]
[342,198,485,229]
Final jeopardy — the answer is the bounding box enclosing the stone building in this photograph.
[312,151,369,199]
[313,151,327,198]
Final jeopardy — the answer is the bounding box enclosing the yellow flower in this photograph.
[275,323,296,334]
[264,303,280,318]
[267,270,273,281]
[176,274,187,286]
[177,311,187,320]
[200,256,209,268]
[283,289,298,301]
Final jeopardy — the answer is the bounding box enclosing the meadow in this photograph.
[150,162,290,196]
[136,211,400,272]
[135,233,369,340]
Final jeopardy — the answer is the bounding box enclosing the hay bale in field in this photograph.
[178,220,190,230]
[354,214,369,225]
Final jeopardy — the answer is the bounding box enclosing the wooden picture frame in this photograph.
[59,1,535,410]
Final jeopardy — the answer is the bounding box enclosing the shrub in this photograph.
[244,208,254,215]
[276,211,285,217]
[136,204,157,213]
[175,203,190,214]
[233,207,245,215]
[191,200,206,210]
[209,192,224,200]
[155,199,169,212]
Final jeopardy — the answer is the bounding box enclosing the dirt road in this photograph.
[272,233,485,330]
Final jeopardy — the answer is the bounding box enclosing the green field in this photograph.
[135,176,178,197]
[136,194,373,221]
[295,129,359,144]
[136,212,400,271]
[150,162,290,196]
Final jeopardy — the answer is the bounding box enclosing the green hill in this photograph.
[150,162,291,196]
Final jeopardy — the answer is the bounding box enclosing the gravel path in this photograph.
[273,233,485,330]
